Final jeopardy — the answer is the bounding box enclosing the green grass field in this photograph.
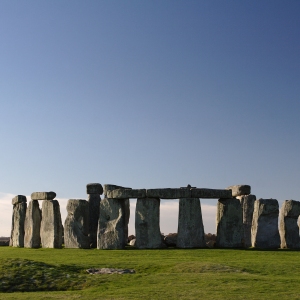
[0,247,300,299]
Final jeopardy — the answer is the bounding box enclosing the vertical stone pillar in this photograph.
[279,200,300,249]
[24,200,42,248]
[41,200,63,248]
[216,198,243,248]
[251,199,280,249]
[10,195,27,247]
[135,197,163,249]
[236,194,256,248]
[86,183,103,248]
[64,199,90,248]
[177,198,205,248]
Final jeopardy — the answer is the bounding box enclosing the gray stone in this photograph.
[226,185,251,197]
[191,188,232,199]
[146,188,191,199]
[164,233,177,247]
[129,238,136,246]
[88,194,101,248]
[279,200,300,249]
[10,201,27,247]
[107,189,146,199]
[103,184,131,197]
[12,195,27,205]
[236,194,256,248]
[97,198,129,249]
[86,183,103,195]
[135,197,163,249]
[216,198,243,248]
[251,199,280,249]
[177,198,206,248]
[40,200,63,248]
[64,199,90,249]
[31,191,56,200]
[24,200,42,248]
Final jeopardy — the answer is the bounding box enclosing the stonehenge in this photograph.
[9,184,300,250]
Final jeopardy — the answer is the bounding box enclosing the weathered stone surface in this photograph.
[107,189,146,199]
[10,201,27,247]
[191,188,232,199]
[129,238,136,246]
[12,195,27,205]
[40,200,63,248]
[64,199,90,249]
[164,233,177,247]
[236,194,256,248]
[279,200,300,249]
[24,200,42,248]
[86,183,103,195]
[31,191,56,200]
[216,198,243,248]
[251,199,280,249]
[226,185,251,197]
[146,188,191,199]
[135,198,163,249]
[103,184,131,197]
[177,198,206,248]
[88,194,101,248]
[97,198,129,249]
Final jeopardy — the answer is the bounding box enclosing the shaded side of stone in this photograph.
[97,198,129,249]
[236,194,256,248]
[88,194,101,248]
[279,200,300,249]
[177,198,206,248]
[216,198,243,248]
[135,197,163,249]
[191,188,232,199]
[87,183,103,195]
[12,195,27,205]
[24,200,42,248]
[64,199,90,248]
[10,202,27,247]
[251,199,280,249]
[226,185,251,197]
[40,200,63,248]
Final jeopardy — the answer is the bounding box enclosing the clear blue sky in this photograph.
[1,1,300,235]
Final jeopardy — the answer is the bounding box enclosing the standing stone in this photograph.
[10,196,27,247]
[177,198,206,248]
[251,199,280,249]
[279,200,300,249]
[64,199,90,248]
[135,198,163,249]
[40,200,63,248]
[24,200,42,248]
[236,194,256,248]
[216,198,243,248]
[97,198,129,249]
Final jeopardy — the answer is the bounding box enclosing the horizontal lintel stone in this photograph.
[86,183,103,195]
[107,189,146,199]
[226,185,251,197]
[190,188,232,199]
[12,195,27,205]
[31,191,56,200]
[146,188,191,199]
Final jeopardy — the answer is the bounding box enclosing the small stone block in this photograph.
[86,183,103,195]
[107,189,146,199]
[226,185,251,197]
[12,195,27,205]
[146,188,191,199]
[31,192,56,200]
[103,184,132,197]
[190,188,232,199]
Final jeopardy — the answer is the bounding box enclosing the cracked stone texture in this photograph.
[10,201,27,247]
[88,194,101,248]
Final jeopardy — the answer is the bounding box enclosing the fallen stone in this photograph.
[177,198,206,248]
[226,185,251,197]
[164,233,177,247]
[64,199,90,249]
[86,183,103,195]
[24,200,42,248]
[279,200,300,249]
[31,191,56,200]
[135,197,163,249]
[40,200,63,248]
[12,195,27,205]
[129,238,136,246]
[251,199,280,249]
[10,201,27,247]
[236,194,256,248]
[86,268,135,274]
[88,194,101,248]
[107,189,146,199]
[103,184,131,197]
[146,188,191,199]
[216,198,243,248]
[190,188,232,199]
